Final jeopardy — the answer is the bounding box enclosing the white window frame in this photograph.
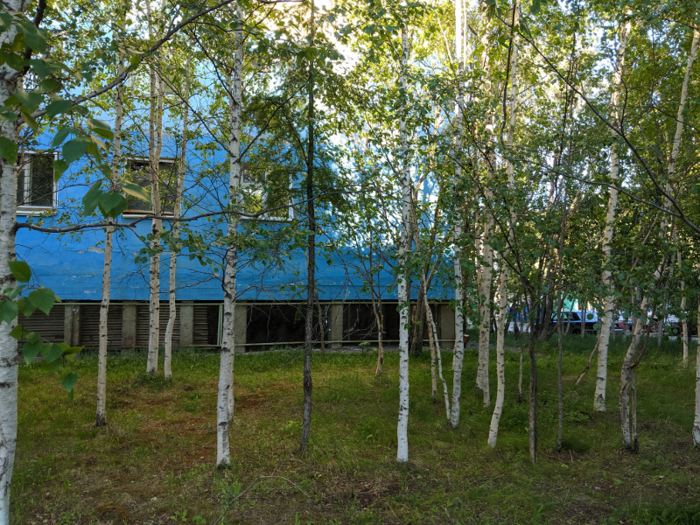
[16,150,58,216]
[122,156,178,218]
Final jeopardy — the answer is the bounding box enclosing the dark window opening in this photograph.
[125,159,177,214]
[17,153,54,208]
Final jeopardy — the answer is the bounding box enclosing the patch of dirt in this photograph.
[96,503,131,521]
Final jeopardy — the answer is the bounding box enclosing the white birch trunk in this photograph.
[164,61,190,380]
[0,4,25,519]
[396,26,411,464]
[679,263,688,365]
[423,291,450,419]
[450,0,466,429]
[594,17,633,412]
[693,294,700,445]
[146,3,163,374]
[489,1,519,447]
[217,12,243,466]
[96,56,124,426]
[475,23,497,409]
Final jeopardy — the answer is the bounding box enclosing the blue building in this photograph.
[15,133,458,351]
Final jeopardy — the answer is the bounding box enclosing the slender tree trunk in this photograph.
[518,327,526,403]
[450,0,466,424]
[428,306,437,401]
[593,17,632,410]
[164,60,190,380]
[557,296,564,451]
[423,291,450,419]
[300,0,316,452]
[396,25,411,463]
[489,1,519,447]
[528,322,538,463]
[620,267,664,449]
[475,21,497,408]
[217,11,243,466]
[374,302,384,376]
[489,257,508,447]
[410,283,425,357]
[146,2,164,374]
[0,5,22,517]
[693,294,700,445]
[315,289,325,355]
[678,250,688,365]
[96,55,124,427]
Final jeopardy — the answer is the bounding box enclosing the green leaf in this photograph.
[14,90,42,112]
[61,372,79,397]
[0,110,18,123]
[123,182,150,203]
[21,110,38,132]
[5,284,25,300]
[8,260,30,282]
[0,300,18,325]
[28,287,56,315]
[39,78,60,93]
[98,192,127,218]
[62,139,87,163]
[88,119,114,141]
[22,332,43,363]
[593,323,602,331]
[0,13,13,32]
[9,325,29,340]
[530,0,540,14]
[16,20,47,53]
[82,180,103,215]
[42,342,63,363]
[53,159,68,182]
[16,297,36,317]
[5,53,25,71]
[51,127,71,147]
[85,140,101,163]
[46,100,73,118]
[0,137,18,164]
[58,343,83,361]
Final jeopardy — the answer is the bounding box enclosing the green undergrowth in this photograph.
[12,334,700,524]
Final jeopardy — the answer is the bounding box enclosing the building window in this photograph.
[241,164,293,220]
[124,158,177,215]
[17,152,55,213]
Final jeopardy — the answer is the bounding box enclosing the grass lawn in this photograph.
[12,332,700,524]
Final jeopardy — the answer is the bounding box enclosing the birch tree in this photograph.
[301,0,316,453]
[146,1,165,375]
[450,0,466,430]
[96,50,124,427]
[488,0,519,447]
[396,23,412,463]
[0,5,24,518]
[593,15,633,412]
[474,6,497,409]
[694,294,700,445]
[217,5,243,466]
[163,60,190,380]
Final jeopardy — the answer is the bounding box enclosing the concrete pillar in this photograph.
[438,303,455,349]
[121,302,138,348]
[64,304,80,346]
[180,302,194,347]
[330,303,343,349]
[234,303,247,352]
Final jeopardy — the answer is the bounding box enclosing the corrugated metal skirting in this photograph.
[18,308,65,343]
[80,304,123,348]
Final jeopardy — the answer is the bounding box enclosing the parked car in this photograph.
[552,310,599,334]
